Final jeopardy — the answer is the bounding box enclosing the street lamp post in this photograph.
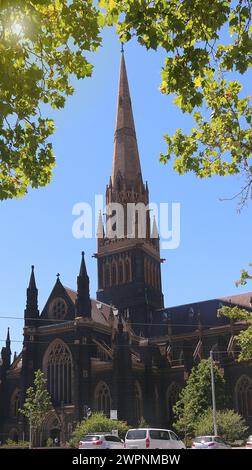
[29,409,32,449]
[210,350,218,436]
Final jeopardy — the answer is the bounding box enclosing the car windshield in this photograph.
[126,430,146,440]
[81,435,101,441]
[194,437,213,443]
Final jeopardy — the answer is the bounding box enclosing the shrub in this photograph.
[194,408,248,443]
[68,438,78,448]
[46,437,53,447]
[1,439,29,448]
[174,359,226,436]
[71,412,129,447]
[138,416,149,428]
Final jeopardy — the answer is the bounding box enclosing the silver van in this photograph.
[125,428,186,449]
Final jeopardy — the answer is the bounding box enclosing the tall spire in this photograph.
[4,328,11,368]
[25,265,39,326]
[96,50,164,330]
[6,327,10,346]
[28,265,37,290]
[96,210,104,239]
[79,251,88,278]
[75,252,91,317]
[151,216,159,239]
[112,51,143,190]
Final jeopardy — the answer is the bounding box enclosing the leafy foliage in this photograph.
[46,437,54,447]
[71,412,129,446]
[19,369,53,442]
[0,0,101,199]
[2,1,251,201]
[138,416,149,428]
[0,439,30,448]
[217,260,252,362]
[235,326,252,361]
[101,0,252,205]
[236,263,252,287]
[218,305,252,361]
[173,359,226,436]
[195,408,248,442]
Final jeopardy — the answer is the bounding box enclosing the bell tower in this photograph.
[96,51,164,336]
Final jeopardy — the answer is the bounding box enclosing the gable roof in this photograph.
[9,352,22,371]
[220,292,252,309]
[151,291,252,337]
[64,286,113,326]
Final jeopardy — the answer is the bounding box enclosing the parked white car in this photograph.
[79,434,124,449]
[245,435,252,448]
[192,436,231,449]
[125,428,186,449]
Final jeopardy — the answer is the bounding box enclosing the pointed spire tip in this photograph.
[112,43,142,189]
[79,250,88,277]
[28,264,37,290]
[6,327,10,343]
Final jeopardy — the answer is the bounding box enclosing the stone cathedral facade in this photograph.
[0,53,252,444]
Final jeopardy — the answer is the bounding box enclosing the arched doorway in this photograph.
[50,427,61,446]
[41,411,62,446]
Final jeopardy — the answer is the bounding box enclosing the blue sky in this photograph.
[1,27,251,355]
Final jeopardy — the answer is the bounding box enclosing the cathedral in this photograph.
[0,52,252,445]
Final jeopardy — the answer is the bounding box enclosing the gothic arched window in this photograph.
[11,389,21,417]
[95,382,111,417]
[134,381,143,424]
[148,261,152,286]
[157,268,161,290]
[44,340,73,405]
[116,175,122,192]
[146,259,150,285]
[235,375,252,418]
[125,259,131,282]
[154,386,159,421]
[118,262,124,284]
[210,343,219,362]
[112,263,117,285]
[155,265,159,289]
[166,382,181,424]
[150,262,154,287]
[179,350,184,365]
[104,265,110,288]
